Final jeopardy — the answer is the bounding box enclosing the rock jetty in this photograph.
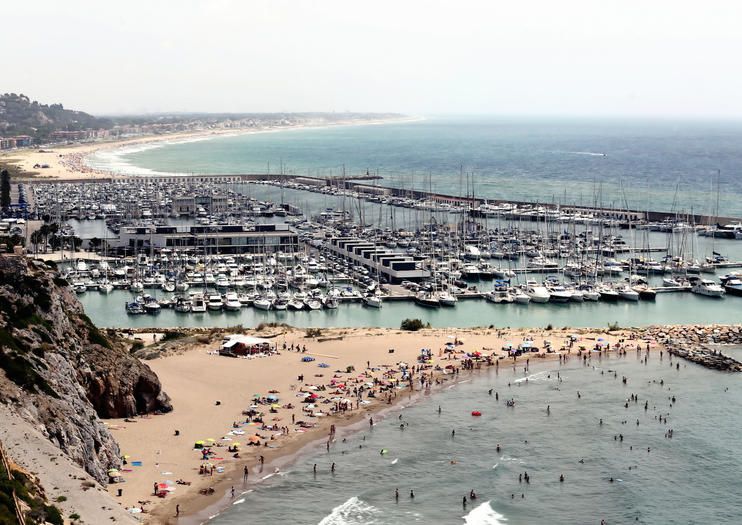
[641,324,742,372]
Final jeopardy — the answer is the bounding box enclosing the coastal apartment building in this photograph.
[112,223,299,255]
[0,135,32,149]
[328,236,430,283]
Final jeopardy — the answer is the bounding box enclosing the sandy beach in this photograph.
[1,116,420,182]
[105,325,652,523]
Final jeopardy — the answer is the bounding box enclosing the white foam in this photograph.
[318,496,381,525]
[232,498,245,505]
[391,458,399,465]
[462,500,507,524]
[513,370,553,384]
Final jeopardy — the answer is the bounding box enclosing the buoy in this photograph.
[380,449,388,455]
[471,411,482,417]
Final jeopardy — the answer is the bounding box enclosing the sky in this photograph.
[4,0,742,118]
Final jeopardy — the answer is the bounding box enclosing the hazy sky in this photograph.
[5,0,742,117]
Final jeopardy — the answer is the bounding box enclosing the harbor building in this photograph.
[327,236,430,283]
[111,223,299,255]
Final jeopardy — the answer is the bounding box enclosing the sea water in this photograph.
[207,348,742,524]
[86,116,742,217]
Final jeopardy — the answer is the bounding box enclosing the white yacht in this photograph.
[207,294,224,310]
[253,296,272,310]
[224,293,242,311]
[525,280,550,303]
[548,285,572,303]
[191,294,207,312]
[512,288,531,304]
[617,285,640,301]
[691,279,725,297]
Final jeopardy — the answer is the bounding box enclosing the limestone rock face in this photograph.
[0,255,172,484]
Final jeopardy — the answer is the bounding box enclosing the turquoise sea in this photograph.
[86,117,742,218]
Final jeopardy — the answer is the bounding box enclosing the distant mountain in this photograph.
[0,93,112,142]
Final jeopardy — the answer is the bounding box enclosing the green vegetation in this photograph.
[0,93,112,144]
[546,323,553,331]
[400,318,425,331]
[0,467,64,525]
[160,330,187,343]
[607,321,621,331]
[0,348,59,398]
[129,341,144,353]
[77,314,112,349]
[304,328,323,338]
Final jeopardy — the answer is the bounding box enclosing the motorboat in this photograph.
[512,288,531,304]
[253,297,272,310]
[548,285,572,303]
[191,294,207,312]
[691,279,725,297]
[207,294,224,310]
[525,280,550,303]
[723,278,742,296]
[617,285,640,301]
[224,293,242,311]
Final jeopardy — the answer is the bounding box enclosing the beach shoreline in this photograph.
[1,115,422,182]
[105,325,651,524]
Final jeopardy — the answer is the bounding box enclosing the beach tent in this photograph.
[318,363,329,368]
[302,356,315,362]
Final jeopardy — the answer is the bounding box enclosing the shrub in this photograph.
[130,341,144,353]
[607,321,620,331]
[400,318,424,331]
[545,323,553,331]
[305,328,322,338]
[161,331,186,343]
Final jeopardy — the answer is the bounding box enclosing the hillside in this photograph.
[0,254,171,485]
[0,93,112,142]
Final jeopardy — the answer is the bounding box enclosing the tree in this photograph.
[1,169,10,210]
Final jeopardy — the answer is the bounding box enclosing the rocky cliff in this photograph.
[0,255,171,484]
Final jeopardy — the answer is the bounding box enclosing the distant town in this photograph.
[0,93,402,150]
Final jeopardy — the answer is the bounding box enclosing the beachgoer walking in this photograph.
[176,504,179,516]
[231,486,235,498]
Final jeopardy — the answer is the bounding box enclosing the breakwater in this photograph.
[25,172,741,226]
[642,324,742,371]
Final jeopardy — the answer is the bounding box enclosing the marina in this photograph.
[20,174,738,329]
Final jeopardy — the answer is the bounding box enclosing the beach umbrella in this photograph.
[232,442,240,446]
[598,338,605,342]
[253,394,261,398]
[206,438,216,442]
[267,395,278,400]
[122,455,130,459]
[248,436,259,443]
[318,363,329,368]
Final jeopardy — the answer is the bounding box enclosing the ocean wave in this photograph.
[513,370,554,383]
[462,500,507,524]
[317,496,381,525]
